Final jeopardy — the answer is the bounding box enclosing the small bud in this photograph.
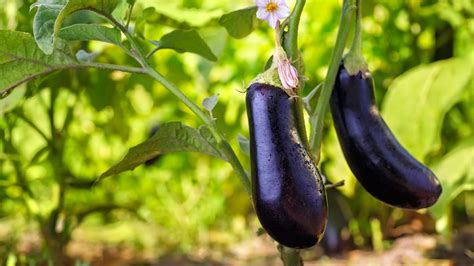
[278,58,299,91]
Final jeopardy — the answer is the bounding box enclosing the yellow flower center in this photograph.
[266,2,278,12]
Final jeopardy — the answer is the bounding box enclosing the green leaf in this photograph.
[100,122,226,178]
[0,85,26,115]
[382,58,474,160]
[32,0,67,55]
[154,29,217,61]
[32,0,120,54]
[58,24,121,45]
[0,30,77,97]
[429,138,474,236]
[219,7,259,39]
[54,0,120,45]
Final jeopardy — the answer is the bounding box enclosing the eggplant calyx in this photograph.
[250,65,282,89]
[343,53,369,77]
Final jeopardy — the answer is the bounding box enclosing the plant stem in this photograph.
[348,0,363,57]
[112,22,252,195]
[279,245,303,266]
[145,68,251,194]
[343,0,368,75]
[0,63,145,97]
[77,14,247,191]
[81,62,146,74]
[309,0,357,162]
[287,0,305,60]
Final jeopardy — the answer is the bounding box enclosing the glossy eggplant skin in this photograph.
[246,83,327,248]
[330,65,442,209]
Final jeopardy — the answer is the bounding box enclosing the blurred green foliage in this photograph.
[0,0,473,263]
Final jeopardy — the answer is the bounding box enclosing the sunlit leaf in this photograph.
[0,31,77,96]
[219,7,258,39]
[154,29,217,61]
[382,58,473,160]
[32,0,68,54]
[100,122,226,178]
[31,0,120,54]
[430,138,474,236]
[59,24,122,45]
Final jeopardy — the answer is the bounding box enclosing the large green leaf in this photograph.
[0,30,77,97]
[58,24,121,45]
[429,138,474,236]
[100,122,226,178]
[153,29,217,61]
[219,7,259,39]
[382,58,473,160]
[32,0,68,54]
[32,0,120,54]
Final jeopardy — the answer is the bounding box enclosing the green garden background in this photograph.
[0,0,472,264]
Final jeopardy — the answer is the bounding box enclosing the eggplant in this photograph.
[330,64,442,209]
[246,82,327,248]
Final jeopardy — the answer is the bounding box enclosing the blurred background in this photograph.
[0,0,473,265]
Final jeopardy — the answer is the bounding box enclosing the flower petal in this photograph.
[256,8,270,20]
[276,4,290,19]
[255,0,268,8]
[267,13,278,28]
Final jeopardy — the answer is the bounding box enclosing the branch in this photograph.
[145,68,252,195]
[0,63,145,97]
[309,0,357,162]
[101,16,252,195]
[286,0,306,61]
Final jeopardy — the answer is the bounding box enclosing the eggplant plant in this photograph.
[1,0,472,265]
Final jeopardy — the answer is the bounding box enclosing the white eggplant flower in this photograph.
[255,0,291,29]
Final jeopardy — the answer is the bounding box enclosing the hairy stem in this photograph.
[343,0,368,75]
[81,62,146,74]
[309,0,357,162]
[286,0,305,61]
[0,63,145,97]
[349,0,363,56]
[111,21,252,195]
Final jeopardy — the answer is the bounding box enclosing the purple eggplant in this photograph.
[330,64,442,209]
[246,82,327,248]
